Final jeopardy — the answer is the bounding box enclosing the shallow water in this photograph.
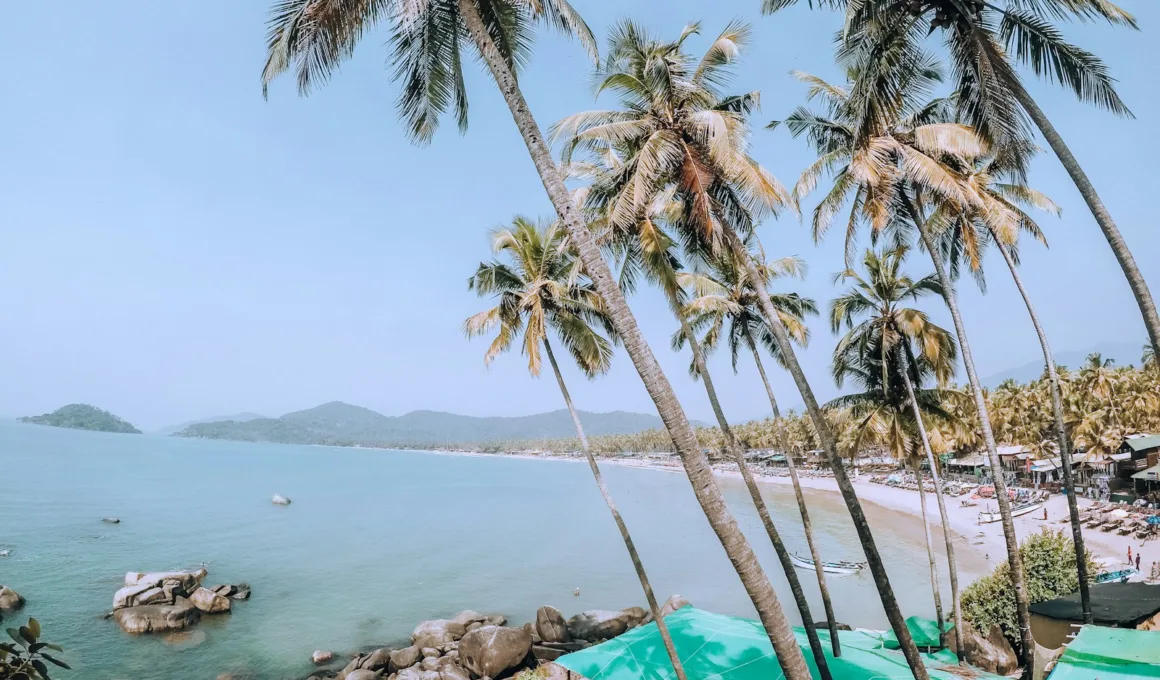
[0,420,985,679]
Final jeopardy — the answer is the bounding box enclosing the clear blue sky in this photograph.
[1,1,1156,431]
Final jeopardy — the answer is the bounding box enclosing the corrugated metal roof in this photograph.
[1124,434,1160,452]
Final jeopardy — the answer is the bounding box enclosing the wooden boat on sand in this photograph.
[790,552,866,575]
[977,501,1044,524]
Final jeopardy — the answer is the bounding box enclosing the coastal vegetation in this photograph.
[18,405,140,435]
[0,616,69,680]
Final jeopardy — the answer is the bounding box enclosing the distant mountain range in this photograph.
[979,340,1146,388]
[20,404,141,434]
[154,412,266,436]
[173,401,684,448]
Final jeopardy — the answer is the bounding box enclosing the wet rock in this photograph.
[421,648,441,659]
[450,610,489,628]
[420,658,440,672]
[162,629,207,648]
[231,584,252,601]
[272,494,292,505]
[535,606,570,643]
[189,587,232,614]
[102,517,121,524]
[345,671,378,680]
[114,598,200,633]
[620,607,647,629]
[389,646,421,671]
[566,611,631,642]
[440,665,470,680]
[0,586,25,612]
[413,619,465,649]
[659,595,690,618]
[313,650,335,665]
[814,621,852,632]
[458,625,532,679]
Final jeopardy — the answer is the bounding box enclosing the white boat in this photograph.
[790,552,866,575]
[977,501,1045,524]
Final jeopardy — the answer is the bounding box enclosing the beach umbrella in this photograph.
[1146,515,1160,525]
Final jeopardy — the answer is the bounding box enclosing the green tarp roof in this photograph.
[882,616,953,650]
[555,606,1001,680]
[1047,625,1160,680]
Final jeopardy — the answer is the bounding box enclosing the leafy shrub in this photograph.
[961,528,1097,649]
[0,617,69,679]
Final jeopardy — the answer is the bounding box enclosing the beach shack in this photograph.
[1116,434,1160,486]
[1029,582,1160,649]
[1045,625,1160,680]
[945,453,989,481]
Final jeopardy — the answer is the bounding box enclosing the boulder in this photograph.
[125,570,204,592]
[450,610,489,627]
[389,646,422,671]
[440,665,470,680]
[0,586,25,611]
[272,494,292,505]
[421,648,441,659]
[535,606,570,643]
[458,625,532,679]
[540,662,576,680]
[231,584,252,600]
[113,582,159,610]
[114,598,201,634]
[566,611,631,642]
[537,641,589,653]
[485,615,507,627]
[189,587,232,614]
[532,646,566,662]
[420,658,440,672]
[814,621,853,632]
[102,517,121,524]
[395,668,423,680]
[345,671,378,680]
[521,622,540,644]
[413,620,465,649]
[420,672,441,680]
[313,650,335,665]
[658,595,690,618]
[465,622,485,633]
[620,607,647,629]
[949,621,1018,675]
[214,584,239,597]
[360,649,392,673]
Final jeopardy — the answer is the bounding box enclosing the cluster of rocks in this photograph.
[110,569,250,634]
[307,595,691,680]
[943,620,1019,676]
[0,585,25,612]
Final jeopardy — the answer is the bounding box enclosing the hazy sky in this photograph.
[2,1,1156,431]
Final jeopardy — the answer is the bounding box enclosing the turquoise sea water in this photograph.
[0,420,984,680]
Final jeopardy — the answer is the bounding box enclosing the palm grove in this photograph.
[259,1,1151,679]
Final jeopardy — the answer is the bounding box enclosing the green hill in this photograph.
[20,404,141,434]
[175,401,676,448]
[153,412,266,436]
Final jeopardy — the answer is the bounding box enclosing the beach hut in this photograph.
[1045,625,1160,680]
[1116,434,1160,485]
[555,606,1004,680]
[1029,582,1160,650]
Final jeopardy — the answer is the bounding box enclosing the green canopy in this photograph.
[882,616,952,650]
[556,607,1001,680]
[1047,626,1160,680]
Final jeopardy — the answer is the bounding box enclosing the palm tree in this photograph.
[779,60,1038,665]
[553,20,931,677]
[464,217,688,680]
[1145,344,1156,371]
[763,0,1159,365]
[260,5,811,677]
[679,251,848,657]
[828,246,963,657]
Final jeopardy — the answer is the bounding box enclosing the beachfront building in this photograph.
[1029,582,1160,649]
[1117,434,1160,485]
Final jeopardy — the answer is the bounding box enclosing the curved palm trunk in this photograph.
[899,344,965,660]
[722,229,932,680]
[542,338,689,680]
[674,308,833,680]
[911,458,945,643]
[908,200,1034,668]
[746,329,841,657]
[1007,78,1160,359]
[995,243,1091,623]
[454,3,812,677]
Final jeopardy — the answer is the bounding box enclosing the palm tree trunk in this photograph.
[994,242,1091,623]
[899,343,965,660]
[907,198,1035,668]
[454,3,812,677]
[911,458,945,644]
[721,229,932,680]
[746,328,842,658]
[675,308,833,680]
[542,338,689,680]
[1008,78,1160,358]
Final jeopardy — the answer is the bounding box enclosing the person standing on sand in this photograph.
[1136,553,1142,571]
[1128,545,1133,565]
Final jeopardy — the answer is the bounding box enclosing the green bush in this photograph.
[0,616,69,680]
[961,528,1097,649]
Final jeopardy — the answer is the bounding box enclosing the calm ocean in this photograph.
[0,420,983,679]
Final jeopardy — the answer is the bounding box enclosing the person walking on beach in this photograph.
[1128,545,1133,565]
[1136,553,1142,571]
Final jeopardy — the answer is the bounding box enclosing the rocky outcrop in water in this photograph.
[111,569,248,634]
[0,586,25,612]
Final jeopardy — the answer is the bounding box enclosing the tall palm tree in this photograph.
[553,20,931,677]
[464,218,687,680]
[260,5,812,678]
[779,60,1038,665]
[931,144,1093,623]
[679,251,847,657]
[828,246,963,657]
[763,0,1159,364]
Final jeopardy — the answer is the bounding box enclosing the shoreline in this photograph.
[420,448,1141,573]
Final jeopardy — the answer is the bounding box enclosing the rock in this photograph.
[621,606,647,629]
[102,517,121,524]
[389,646,422,671]
[345,671,378,680]
[658,595,691,618]
[113,582,159,610]
[566,611,631,642]
[814,621,853,632]
[440,665,470,680]
[272,494,292,505]
[484,615,507,627]
[395,667,423,680]
[439,642,459,653]
[420,658,440,672]
[420,672,440,680]
[313,650,335,665]
[413,619,465,649]
[535,606,570,643]
[951,621,1018,675]
[113,598,201,633]
[0,550,10,558]
[532,646,566,662]
[189,587,232,614]
[450,610,489,627]
[421,648,441,659]
[437,652,459,668]
[465,622,485,633]
[360,649,392,673]
[0,586,25,611]
[163,629,207,648]
[124,570,204,592]
[458,625,532,679]
[521,622,541,644]
[540,662,575,680]
[537,641,589,653]
[214,584,239,597]
[231,584,252,600]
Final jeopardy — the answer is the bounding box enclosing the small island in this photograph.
[20,404,141,434]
